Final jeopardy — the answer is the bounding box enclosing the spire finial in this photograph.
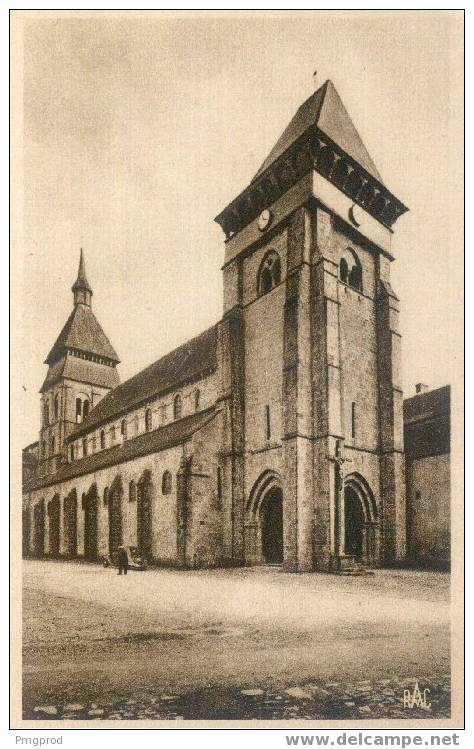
[72,247,93,306]
[313,70,318,91]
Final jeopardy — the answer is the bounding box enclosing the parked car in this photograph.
[101,545,148,570]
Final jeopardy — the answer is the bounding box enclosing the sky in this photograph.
[17,10,463,447]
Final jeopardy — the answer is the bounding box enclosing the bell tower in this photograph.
[38,251,120,476]
[215,79,408,571]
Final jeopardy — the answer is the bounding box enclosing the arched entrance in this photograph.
[245,471,284,565]
[33,499,45,557]
[48,495,60,558]
[84,484,99,561]
[64,490,77,557]
[108,476,123,557]
[343,474,379,565]
[137,471,153,561]
[261,487,283,564]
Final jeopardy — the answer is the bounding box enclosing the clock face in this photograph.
[258,209,272,231]
[349,204,363,228]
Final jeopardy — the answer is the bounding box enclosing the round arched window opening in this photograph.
[339,248,363,293]
[257,251,281,297]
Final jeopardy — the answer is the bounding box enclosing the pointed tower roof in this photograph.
[45,304,120,365]
[44,251,120,366]
[252,80,382,184]
[71,248,93,295]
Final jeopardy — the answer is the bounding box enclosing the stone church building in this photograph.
[22,79,411,572]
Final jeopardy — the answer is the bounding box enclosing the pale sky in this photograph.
[18,10,463,447]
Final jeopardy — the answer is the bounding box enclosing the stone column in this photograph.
[282,207,314,571]
[176,456,191,567]
[216,298,245,566]
[311,207,344,571]
[376,268,406,562]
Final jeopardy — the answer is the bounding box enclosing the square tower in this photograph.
[215,80,408,571]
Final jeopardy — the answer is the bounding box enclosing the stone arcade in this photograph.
[22,79,409,572]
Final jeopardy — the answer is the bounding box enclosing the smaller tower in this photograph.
[38,251,120,476]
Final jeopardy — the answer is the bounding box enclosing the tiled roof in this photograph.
[30,406,218,491]
[71,325,218,438]
[45,304,120,365]
[252,80,382,184]
[40,354,120,393]
[403,385,450,459]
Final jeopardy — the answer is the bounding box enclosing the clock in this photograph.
[349,204,363,228]
[258,209,272,231]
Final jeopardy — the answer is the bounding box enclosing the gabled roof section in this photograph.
[70,325,218,437]
[45,304,120,365]
[252,80,382,185]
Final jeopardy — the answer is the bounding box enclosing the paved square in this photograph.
[23,560,450,720]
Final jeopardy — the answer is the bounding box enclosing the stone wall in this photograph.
[406,453,450,564]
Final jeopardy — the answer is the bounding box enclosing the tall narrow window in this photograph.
[70,444,74,462]
[100,430,105,449]
[54,394,59,420]
[145,408,152,432]
[194,389,200,411]
[82,438,88,457]
[258,250,281,296]
[50,436,55,455]
[43,401,49,426]
[265,405,271,440]
[83,400,90,419]
[76,398,82,424]
[173,394,182,420]
[121,419,127,438]
[103,487,108,506]
[110,425,116,442]
[351,402,356,439]
[162,470,172,495]
[129,480,137,502]
[217,466,222,508]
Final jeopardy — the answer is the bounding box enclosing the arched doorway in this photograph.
[343,475,379,564]
[64,490,77,557]
[344,487,364,558]
[137,471,153,561]
[108,476,123,557]
[84,485,99,561]
[33,500,45,558]
[48,495,60,558]
[261,487,283,564]
[246,471,284,565]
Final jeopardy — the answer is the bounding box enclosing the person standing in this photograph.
[117,545,128,575]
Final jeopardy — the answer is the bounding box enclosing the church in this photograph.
[22,79,410,572]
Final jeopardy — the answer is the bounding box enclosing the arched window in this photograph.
[83,400,90,420]
[54,394,59,420]
[194,389,200,411]
[129,480,137,502]
[103,487,108,506]
[82,438,87,457]
[339,258,349,284]
[100,430,105,449]
[339,248,363,292]
[121,419,127,439]
[162,470,172,495]
[76,398,82,424]
[258,250,281,296]
[43,401,49,426]
[110,425,116,442]
[50,436,55,455]
[145,408,152,432]
[173,394,182,420]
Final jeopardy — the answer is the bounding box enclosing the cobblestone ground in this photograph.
[23,560,451,722]
[25,675,450,720]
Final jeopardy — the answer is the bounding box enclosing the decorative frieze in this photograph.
[216,129,407,240]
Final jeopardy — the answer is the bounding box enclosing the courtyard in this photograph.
[22,559,451,721]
